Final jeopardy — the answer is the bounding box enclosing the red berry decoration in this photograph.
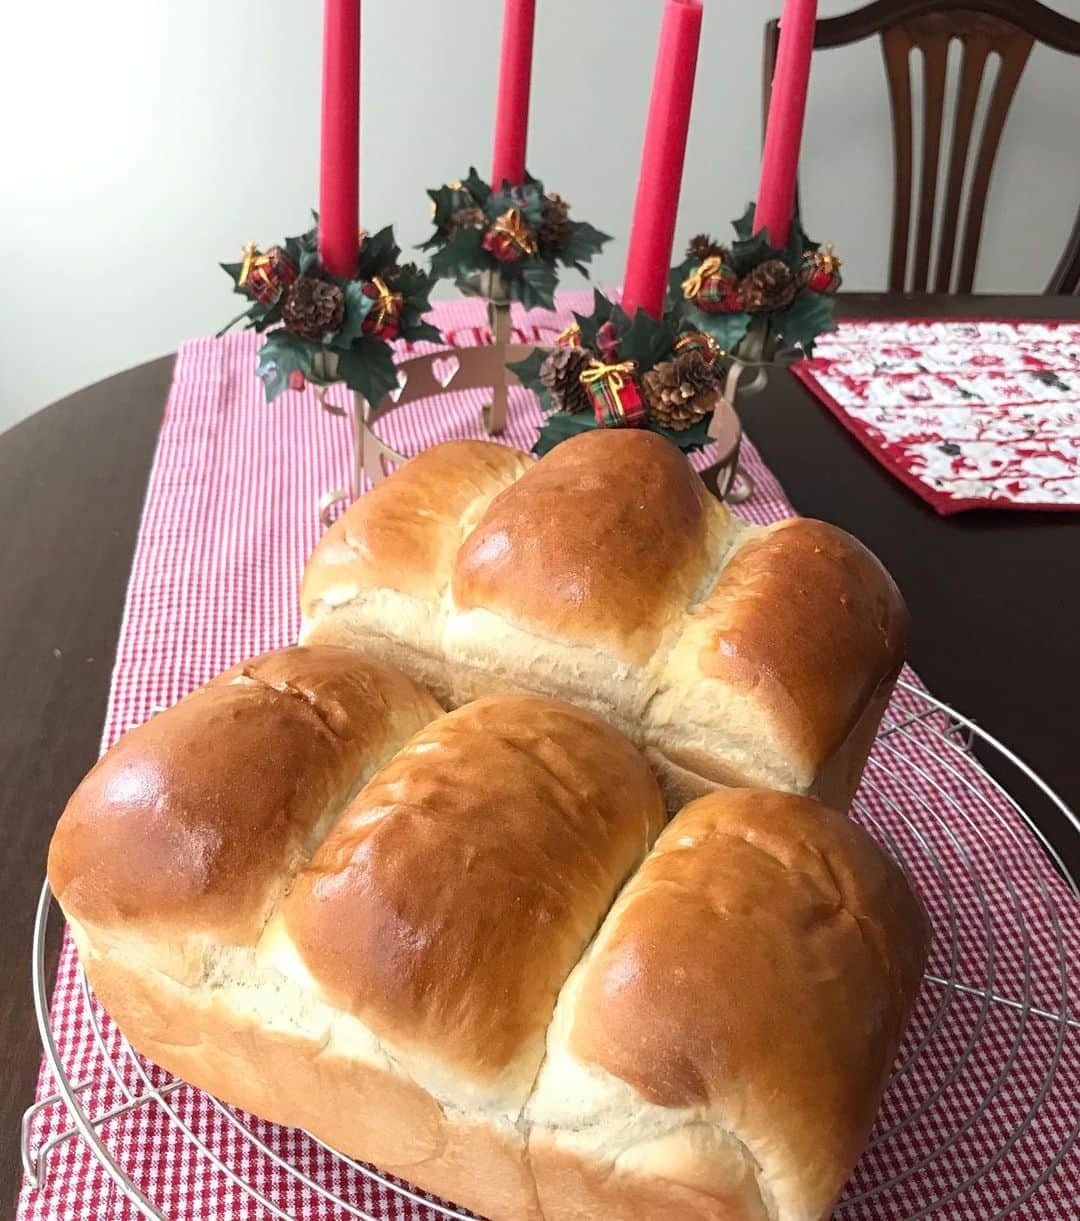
[801,243,843,294]
[238,242,298,305]
[288,370,307,392]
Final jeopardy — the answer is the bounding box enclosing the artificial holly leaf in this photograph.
[732,202,757,241]
[333,336,402,405]
[429,226,486,282]
[221,260,245,291]
[572,289,619,350]
[330,280,374,348]
[251,298,285,333]
[506,348,551,410]
[489,176,545,228]
[621,308,678,374]
[462,167,492,207]
[787,213,820,264]
[771,290,836,355]
[282,234,305,266]
[357,225,401,281]
[558,220,610,272]
[215,302,260,338]
[256,331,314,402]
[730,228,783,277]
[515,259,558,311]
[684,308,752,353]
[531,410,597,457]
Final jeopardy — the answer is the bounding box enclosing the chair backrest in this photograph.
[763,0,1080,293]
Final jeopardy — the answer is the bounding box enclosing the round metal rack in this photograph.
[20,678,1080,1219]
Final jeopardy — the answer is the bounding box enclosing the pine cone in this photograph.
[739,259,796,312]
[539,346,592,413]
[642,350,721,431]
[687,233,728,262]
[282,277,345,341]
[449,205,486,235]
[538,193,571,252]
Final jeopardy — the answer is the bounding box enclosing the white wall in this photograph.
[1,0,1078,434]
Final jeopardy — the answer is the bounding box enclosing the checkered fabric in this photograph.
[17,297,1079,1220]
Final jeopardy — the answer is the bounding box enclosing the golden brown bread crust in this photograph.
[692,519,909,775]
[301,439,533,610]
[47,646,442,948]
[452,429,721,664]
[282,694,666,1100]
[528,788,929,1221]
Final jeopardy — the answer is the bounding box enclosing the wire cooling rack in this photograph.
[20,678,1080,1221]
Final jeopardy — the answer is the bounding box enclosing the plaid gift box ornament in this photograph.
[580,358,646,428]
[238,242,298,306]
[360,276,404,340]
[481,207,538,264]
[682,255,741,314]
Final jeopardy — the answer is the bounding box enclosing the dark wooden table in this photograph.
[1,294,1077,1215]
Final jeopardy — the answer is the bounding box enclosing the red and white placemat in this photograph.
[18,295,1079,1220]
[793,319,1080,515]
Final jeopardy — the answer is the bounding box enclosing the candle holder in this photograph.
[216,219,441,407]
[314,335,745,528]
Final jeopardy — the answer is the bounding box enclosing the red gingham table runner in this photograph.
[792,319,1080,515]
[18,296,1079,1220]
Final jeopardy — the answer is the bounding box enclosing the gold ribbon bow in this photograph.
[555,322,582,347]
[682,255,724,300]
[816,242,841,271]
[579,358,638,392]
[368,276,401,327]
[492,207,537,255]
[238,241,260,288]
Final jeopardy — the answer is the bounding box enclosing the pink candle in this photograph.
[754,0,817,248]
[491,0,536,189]
[318,0,361,279]
[621,0,703,321]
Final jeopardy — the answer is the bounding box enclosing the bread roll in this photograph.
[49,673,668,1220]
[527,788,930,1221]
[300,429,908,810]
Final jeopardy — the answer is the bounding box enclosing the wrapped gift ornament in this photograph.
[674,330,722,365]
[481,207,538,264]
[580,359,646,428]
[360,277,404,340]
[800,242,843,293]
[682,255,741,314]
[238,243,298,305]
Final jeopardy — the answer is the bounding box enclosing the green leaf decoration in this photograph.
[572,289,620,350]
[221,261,246,293]
[489,177,545,228]
[356,225,400,281]
[251,297,285,333]
[256,331,314,403]
[430,226,487,282]
[516,259,558,311]
[331,280,374,348]
[425,181,479,242]
[333,337,402,404]
[684,308,752,353]
[650,415,712,455]
[771,290,837,355]
[532,410,598,457]
[558,219,610,273]
[462,167,492,207]
[620,309,678,374]
[507,348,552,411]
[730,227,782,277]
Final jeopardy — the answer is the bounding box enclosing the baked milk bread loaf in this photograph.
[49,646,929,1221]
[300,429,909,812]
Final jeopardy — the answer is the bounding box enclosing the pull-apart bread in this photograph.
[299,429,909,811]
[49,646,929,1221]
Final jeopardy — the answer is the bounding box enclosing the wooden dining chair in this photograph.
[764,0,1080,293]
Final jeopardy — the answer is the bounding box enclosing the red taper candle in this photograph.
[318,0,361,279]
[621,0,703,321]
[754,0,817,248]
[491,0,536,189]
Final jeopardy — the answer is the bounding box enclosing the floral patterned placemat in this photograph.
[792,318,1080,514]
